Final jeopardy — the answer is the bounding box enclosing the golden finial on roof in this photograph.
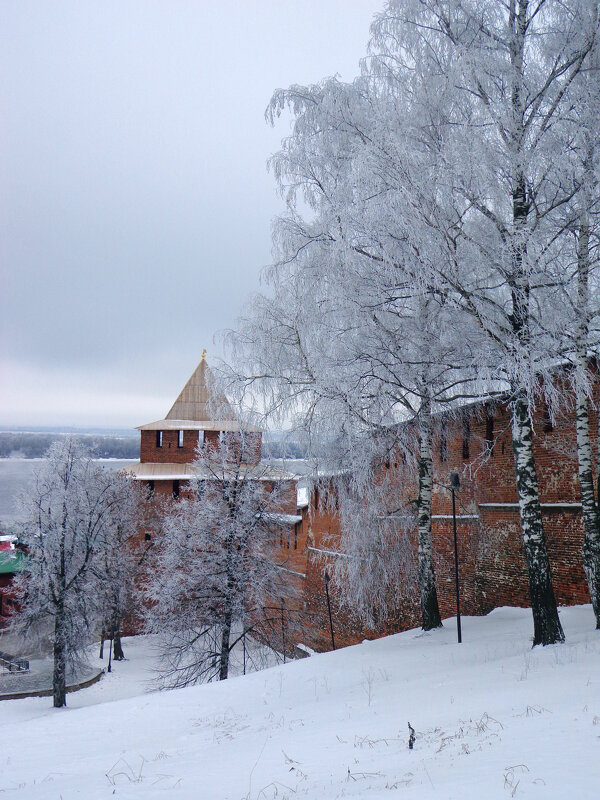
[202,349,207,360]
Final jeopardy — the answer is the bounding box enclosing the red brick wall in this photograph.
[140,430,200,464]
[136,376,594,654]
[289,383,594,653]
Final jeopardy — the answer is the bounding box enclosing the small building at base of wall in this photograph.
[0,537,27,624]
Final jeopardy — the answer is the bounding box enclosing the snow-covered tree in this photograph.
[560,40,600,628]
[230,68,491,632]
[14,438,141,707]
[96,472,147,662]
[368,0,599,644]
[145,427,294,686]
[229,0,600,647]
[314,431,419,628]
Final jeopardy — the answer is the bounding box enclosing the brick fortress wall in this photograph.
[133,373,593,655]
[292,388,593,653]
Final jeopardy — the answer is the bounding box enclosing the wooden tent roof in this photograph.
[137,355,255,431]
[165,357,235,422]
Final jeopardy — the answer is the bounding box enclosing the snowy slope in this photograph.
[2,606,599,799]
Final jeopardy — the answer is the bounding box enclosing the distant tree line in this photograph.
[261,438,307,459]
[0,432,139,460]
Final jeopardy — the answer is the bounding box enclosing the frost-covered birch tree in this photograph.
[560,41,600,628]
[230,70,489,631]
[369,0,599,645]
[96,473,146,662]
[145,429,291,686]
[229,0,600,647]
[14,439,140,707]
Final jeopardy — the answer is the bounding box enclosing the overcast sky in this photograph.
[0,0,382,429]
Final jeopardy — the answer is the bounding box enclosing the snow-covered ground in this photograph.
[2,606,599,799]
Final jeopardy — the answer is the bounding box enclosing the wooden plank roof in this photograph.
[166,357,234,422]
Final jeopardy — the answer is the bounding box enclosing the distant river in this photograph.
[0,458,138,528]
[0,457,312,530]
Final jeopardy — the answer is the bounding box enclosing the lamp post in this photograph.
[450,472,462,644]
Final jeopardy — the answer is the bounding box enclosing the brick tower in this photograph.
[125,353,263,500]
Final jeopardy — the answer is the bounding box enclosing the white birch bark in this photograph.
[512,391,565,644]
[574,210,600,627]
[417,399,442,630]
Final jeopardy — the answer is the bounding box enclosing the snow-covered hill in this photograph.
[2,606,599,799]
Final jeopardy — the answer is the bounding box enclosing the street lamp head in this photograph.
[450,472,461,490]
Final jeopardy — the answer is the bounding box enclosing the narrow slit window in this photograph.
[542,399,553,432]
[198,430,205,448]
[147,480,154,496]
[462,413,470,460]
[485,408,494,454]
[172,480,180,499]
[440,422,447,462]
[156,431,163,448]
[178,430,184,448]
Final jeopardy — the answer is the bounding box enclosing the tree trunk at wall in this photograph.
[574,217,600,629]
[219,610,233,681]
[507,7,563,645]
[593,392,600,628]
[512,392,565,645]
[113,627,125,660]
[575,370,600,628]
[417,406,442,630]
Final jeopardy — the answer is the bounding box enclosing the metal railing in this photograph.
[0,651,29,673]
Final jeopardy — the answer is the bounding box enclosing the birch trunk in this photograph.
[592,395,600,628]
[417,403,442,630]
[512,393,565,645]
[505,2,563,645]
[574,215,600,628]
[575,371,600,627]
